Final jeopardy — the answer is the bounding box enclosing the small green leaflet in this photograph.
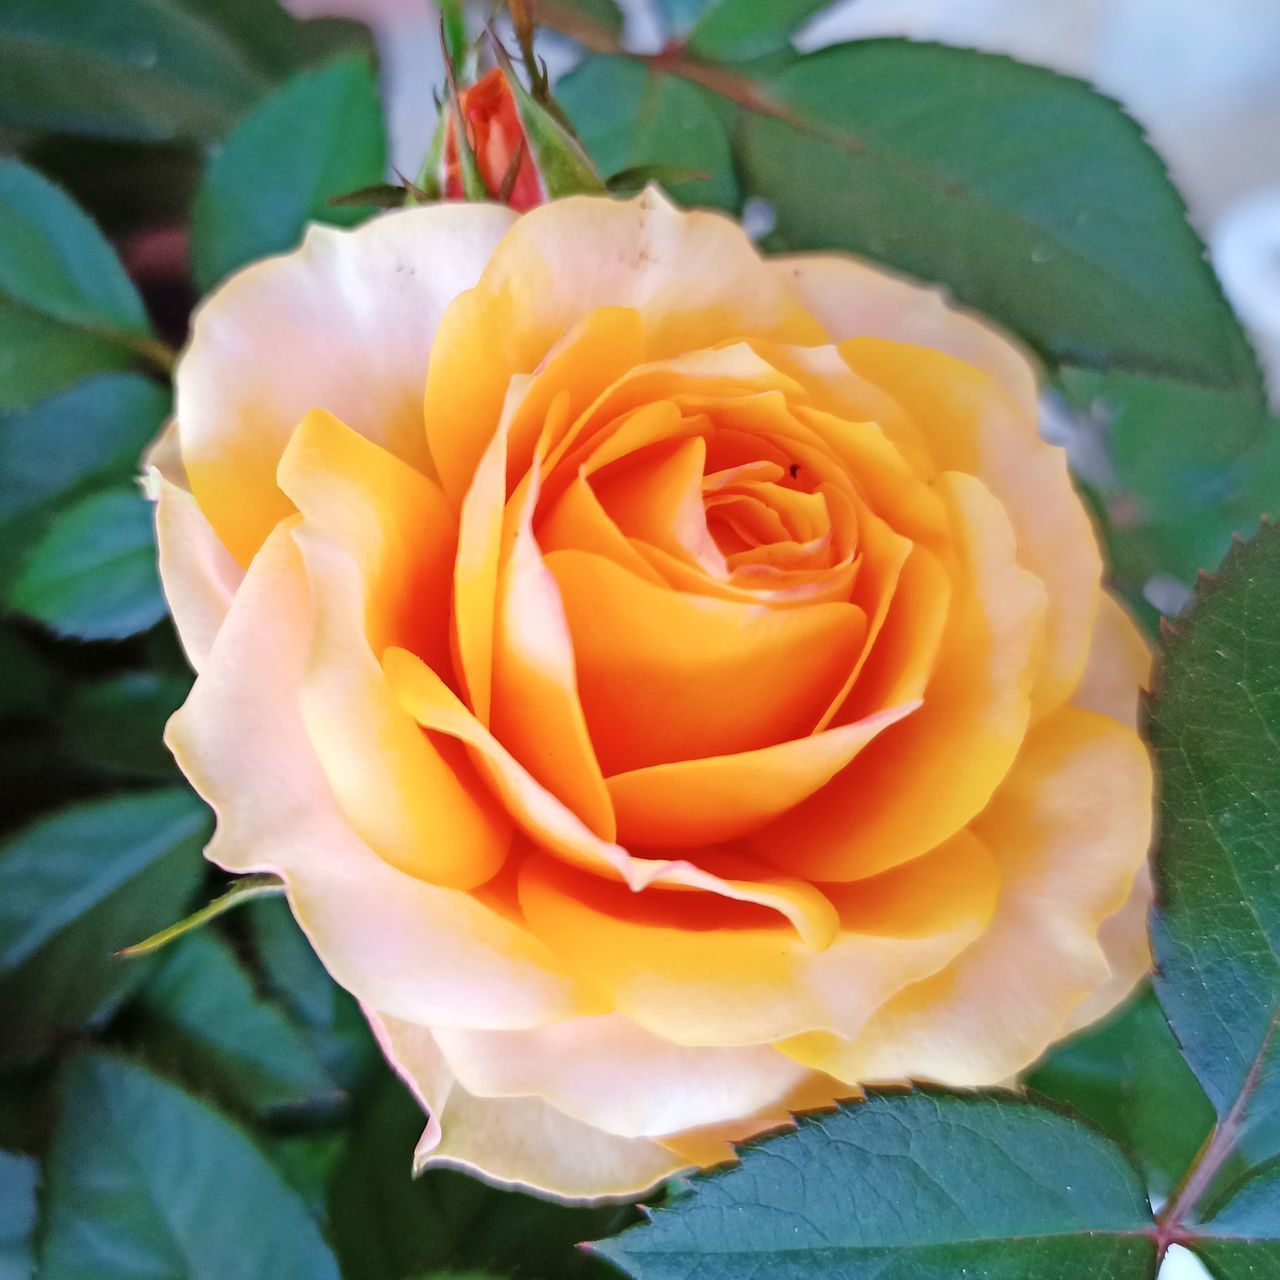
[595,1091,1156,1278]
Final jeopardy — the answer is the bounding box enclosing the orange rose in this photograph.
[151,189,1153,1201]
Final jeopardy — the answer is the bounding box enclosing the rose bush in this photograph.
[150,188,1153,1201]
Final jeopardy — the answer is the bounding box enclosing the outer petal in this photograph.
[753,472,1047,881]
[149,474,243,671]
[279,410,511,889]
[165,519,591,1031]
[177,203,517,564]
[369,1011,687,1202]
[1072,591,1151,730]
[425,187,824,505]
[784,708,1153,1085]
[775,254,1040,415]
[432,1013,815,1139]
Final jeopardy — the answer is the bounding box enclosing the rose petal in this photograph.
[606,700,919,848]
[425,187,823,505]
[752,471,1047,880]
[1072,590,1151,730]
[546,548,867,774]
[368,1010,687,1201]
[432,1012,815,1139]
[177,203,517,565]
[776,253,1040,415]
[518,830,999,1047]
[842,337,1101,718]
[783,707,1153,1084]
[279,409,511,889]
[166,520,590,1031]
[149,472,243,671]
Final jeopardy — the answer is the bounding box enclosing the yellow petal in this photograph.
[425,187,824,505]
[278,409,511,889]
[789,707,1153,1085]
[752,472,1046,880]
[369,1010,687,1202]
[177,203,516,565]
[166,519,588,1031]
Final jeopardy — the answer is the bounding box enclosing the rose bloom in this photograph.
[151,189,1153,1201]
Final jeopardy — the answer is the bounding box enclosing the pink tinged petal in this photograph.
[368,1010,688,1202]
[432,1013,815,1139]
[178,203,518,565]
[775,253,1041,415]
[149,472,243,671]
[165,520,588,1031]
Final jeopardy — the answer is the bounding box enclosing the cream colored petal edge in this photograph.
[368,1010,687,1203]
[176,202,518,564]
[774,252,1040,415]
[164,518,588,1032]
[433,1013,815,1139]
[150,471,243,672]
[788,706,1153,1086]
[1072,590,1152,730]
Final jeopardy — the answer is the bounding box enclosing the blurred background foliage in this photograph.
[0,0,1275,1277]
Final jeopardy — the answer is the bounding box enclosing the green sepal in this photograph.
[493,41,606,199]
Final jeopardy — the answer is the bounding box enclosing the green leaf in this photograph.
[0,789,208,1067]
[0,0,302,143]
[7,485,165,640]
[136,930,343,1119]
[0,373,167,531]
[191,54,387,292]
[62,670,189,777]
[595,1090,1156,1279]
[1055,368,1279,630]
[1149,523,1280,1174]
[0,1149,36,1280]
[1026,985,1223,1200]
[38,1052,341,1280]
[0,159,165,412]
[687,0,831,62]
[558,55,738,210]
[1192,1158,1280,1276]
[737,40,1260,396]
